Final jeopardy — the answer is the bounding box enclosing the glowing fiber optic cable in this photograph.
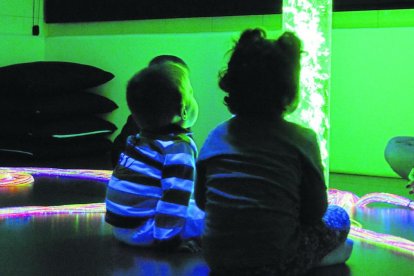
[328,189,414,215]
[356,192,414,210]
[327,189,414,256]
[0,170,34,187]
[350,226,414,256]
[1,167,413,256]
[0,167,112,184]
[282,0,332,183]
[0,203,105,219]
[328,188,359,213]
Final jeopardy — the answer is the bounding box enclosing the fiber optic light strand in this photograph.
[356,192,414,210]
[0,203,105,219]
[328,189,414,256]
[0,167,413,256]
[328,189,414,210]
[0,167,112,183]
[328,188,359,213]
[0,170,34,187]
[350,226,414,256]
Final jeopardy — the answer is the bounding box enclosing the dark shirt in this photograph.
[111,115,140,167]
[195,116,327,268]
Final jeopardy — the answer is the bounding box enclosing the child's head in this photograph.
[127,61,198,130]
[219,28,302,117]
[149,55,189,70]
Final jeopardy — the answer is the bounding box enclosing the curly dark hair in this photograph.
[126,62,184,129]
[219,28,302,117]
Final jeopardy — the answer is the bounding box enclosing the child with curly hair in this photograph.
[195,29,352,275]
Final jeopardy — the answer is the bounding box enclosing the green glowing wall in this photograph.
[0,1,44,65]
[45,32,236,151]
[2,7,413,178]
[330,27,414,176]
[45,24,414,178]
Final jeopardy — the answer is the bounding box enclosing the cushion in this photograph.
[0,92,118,116]
[1,116,117,138]
[0,152,113,169]
[0,136,113,159]
[0,61,114,95]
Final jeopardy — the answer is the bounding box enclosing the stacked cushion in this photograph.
[0,61,114,94]
[0,92,118,117]
[2,116,117,137]
[0,61,117,169]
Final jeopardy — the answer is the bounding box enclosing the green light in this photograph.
[282,0,332,184]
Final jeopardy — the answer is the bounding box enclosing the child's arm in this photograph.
[154,140,196,241]
[299,131,328,224]
[194,162,207,210]
[111,115,140,167]
[300,165,328,224]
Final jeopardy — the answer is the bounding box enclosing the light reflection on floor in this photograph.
[0,168,413,275]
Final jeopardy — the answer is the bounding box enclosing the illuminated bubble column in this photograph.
[282,0,332,183]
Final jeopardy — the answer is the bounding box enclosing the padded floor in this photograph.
[0,172,413,275]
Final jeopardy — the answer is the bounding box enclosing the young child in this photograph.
[105,61,204,251]
[110,55,190,167]
[195,29,352,275]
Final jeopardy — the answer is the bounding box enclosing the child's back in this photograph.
[106,126,200,244]
[196,117,327,268]
[195,29,351,275]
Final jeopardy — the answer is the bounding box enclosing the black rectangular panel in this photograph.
[44,0,280,23]
[44,0,414,24]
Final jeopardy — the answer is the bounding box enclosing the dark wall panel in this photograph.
[44,0,414,23]
[44,0,280,23]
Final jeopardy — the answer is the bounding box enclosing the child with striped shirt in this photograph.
[105,61,204,251]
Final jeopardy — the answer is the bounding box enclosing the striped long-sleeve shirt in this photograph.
[105,125,200,242]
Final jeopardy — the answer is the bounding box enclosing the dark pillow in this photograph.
[0,136,113,159]
[1,116,117,138]
[0,61,114,95]
[0,92,118,116]
[0,152,113,169]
